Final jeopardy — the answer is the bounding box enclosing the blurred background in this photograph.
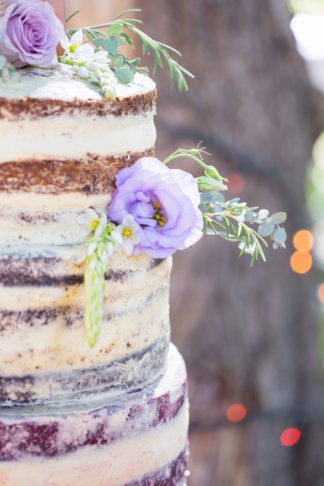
[67,1,324,485]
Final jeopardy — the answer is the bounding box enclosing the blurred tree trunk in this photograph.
[66,0,130,27]
[140,1,324,485]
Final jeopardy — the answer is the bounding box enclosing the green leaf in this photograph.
[270,212,287,224]
[116,66,135,84]
[108,23,123,37]
[258,221,275,237]
[65,9,80,24]
[103,37,118,55]
[257,209,270,222]
[93,38,104,47]
[120,32,134,46]
[197,176,227,192]
[244,209,255,222]
[273,227,287,245]
[111,54,125,69]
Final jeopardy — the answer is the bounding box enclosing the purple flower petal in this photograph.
[108,157,203,258]
[0,1,66,67]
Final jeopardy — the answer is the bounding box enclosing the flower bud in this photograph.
[104,86,116,99]
[197,176,227,192]
[77,66,90,79]
[204,165,223,182]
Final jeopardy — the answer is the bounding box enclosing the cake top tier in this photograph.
[0,65,157,119]
[0,64,156,102]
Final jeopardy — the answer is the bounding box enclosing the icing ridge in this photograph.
[0,334,170,406]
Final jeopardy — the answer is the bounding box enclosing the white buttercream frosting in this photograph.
[0,65,156,101]
[0,253,172,377]
[0,112,156,162]
[0,66,157,162]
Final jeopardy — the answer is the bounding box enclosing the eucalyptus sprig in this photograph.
[66,8,193,91]
[164,146,287,266]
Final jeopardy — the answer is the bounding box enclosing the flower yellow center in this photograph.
[152,200,167,227]
[91,219,99,229]
[70,43,78,53]
[122,227,133,239]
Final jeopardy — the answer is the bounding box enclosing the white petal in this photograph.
[87,208,98,219]
[111,229,123,245]
[94,51,108,63]
[123,240,134,256]
[75,44,95,61]
[71,30,83,47]
[123,214,135,226]
[60,35,70,52]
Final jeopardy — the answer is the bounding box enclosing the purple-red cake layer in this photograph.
[0,342,184,461]
[126,449,189,486]
[0,345,189,486]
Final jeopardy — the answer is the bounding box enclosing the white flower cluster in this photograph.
[61,31,118,99]
[78,209,141,262]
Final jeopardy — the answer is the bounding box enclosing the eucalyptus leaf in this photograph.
[113,54,125,69]
[270,212,287,224]
[93,38,104,47]
[244,209,255,222]
[257,209,270,221]
[258,221,275,237]
[116,66,135,84]
[200,191,225,204]
[273,227,287,245]
[103,37,118,55]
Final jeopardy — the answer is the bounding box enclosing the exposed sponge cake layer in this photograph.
[0,345,189,485]
[0,150,154,194]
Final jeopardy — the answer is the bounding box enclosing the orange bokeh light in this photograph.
[227,173,245,195]
[290,251,313,274]
[226,403,247,423]
[318,283,324,304]
[293,230,314,252]
[280,428,301,447]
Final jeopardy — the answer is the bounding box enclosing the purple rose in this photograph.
[0,1,66,67]
[108,157,203,258]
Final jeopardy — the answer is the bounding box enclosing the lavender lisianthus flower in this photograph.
[0,0,66,67]
[108,157,203,258]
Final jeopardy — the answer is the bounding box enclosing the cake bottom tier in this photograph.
[0,344,189,486]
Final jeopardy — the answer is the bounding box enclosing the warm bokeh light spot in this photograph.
[226,403,247,423]
[290,251,313,274]
[293,230,314,252]
[280,428,301,447]
[227,173,245,195]
[318,283,324,304]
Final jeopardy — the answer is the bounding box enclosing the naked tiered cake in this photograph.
[0,2,288,484]
[0,67,189,485]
